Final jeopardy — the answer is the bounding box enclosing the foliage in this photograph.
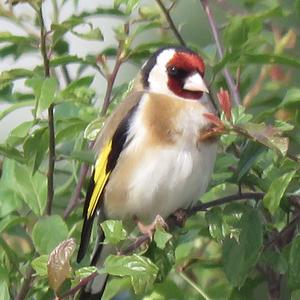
[0,0,300,299]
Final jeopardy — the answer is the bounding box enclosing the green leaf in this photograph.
[238,122,289,156]
[104,254,158,294]
[205,207,224,242]
[101,220,127,244]
[241,53,300,68]
[37,78,57,114]
[72,26,103,41]
[0,161,23,217]
[0,281,10,300]
[56,119,86,144]
[224,17,250,49]
[61,76,94,99]
[0,68,34,90]
[154,227,172,249]
[31,255,48,277]
[0,32,35,44]
[75,266,98,280]
[102,277,131,300]
[223,208,262,287]
[14,160,47,214]
[84,117,105,141]
[0,215,26,233]
[32,215,69,254]
[6,121,34,147]
[68,150,94,164]
[125,0,139,14]
[23,126,49,174]
[0,144,24,163]
[52,17,83,46]
[50,55,96,68]
[280,88,300,109]
[288,235,300,290]
[263,171,296,214]
[237,142,265,181]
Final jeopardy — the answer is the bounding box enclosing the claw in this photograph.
[133,215,168,240]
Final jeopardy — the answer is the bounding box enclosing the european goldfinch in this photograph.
[77,46,218,299]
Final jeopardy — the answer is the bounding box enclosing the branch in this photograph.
[39,5,55,215]
[155,0,186,47]
[58,271,98,299]
[189,192,264,215]
[63,163,89,219]
[200,0,241,106]
[100,45,124,116]
[14,267,34,300]
[122,192,265,255]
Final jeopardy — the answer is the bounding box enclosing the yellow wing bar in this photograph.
[87,140,112,218]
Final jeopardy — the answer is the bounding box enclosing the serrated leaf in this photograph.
[32,215,69,254]
[237,122,289,156]
[154,227,172,249]
[32,255,48,277]
[205,207,224,242]
[263,171,296,214]
[104,254,158,294]
[48,238,76,292]
[223,208,262,287]
[101,220,127,245]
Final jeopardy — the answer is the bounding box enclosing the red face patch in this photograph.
[166,52,206,100]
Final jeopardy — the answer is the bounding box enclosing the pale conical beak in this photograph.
[183,73,209,93]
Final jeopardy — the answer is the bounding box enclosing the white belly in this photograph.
[121,141,217,221]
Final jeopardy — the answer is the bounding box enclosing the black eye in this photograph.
[167,66,188,79]
[167,65,179,76]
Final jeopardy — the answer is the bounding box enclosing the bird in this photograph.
[77,46,218,299]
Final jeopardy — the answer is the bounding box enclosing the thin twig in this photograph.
[63,163,89,219]
[265,209,300,248]
[39,5,56,215]
[155,0,186,47]
[58,272,98,299]
[189,192,264,215]
[14,267,34,300]
[200,0,241,106]
[179,272,211,300]
[100,46,124,115]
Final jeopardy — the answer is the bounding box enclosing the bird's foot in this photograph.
[134,215,168,240]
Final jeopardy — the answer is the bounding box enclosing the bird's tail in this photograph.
[78,232,113,300]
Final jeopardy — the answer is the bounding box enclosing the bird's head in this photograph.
[141,46,209,100]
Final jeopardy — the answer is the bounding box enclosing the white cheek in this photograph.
[147,49,176,97]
